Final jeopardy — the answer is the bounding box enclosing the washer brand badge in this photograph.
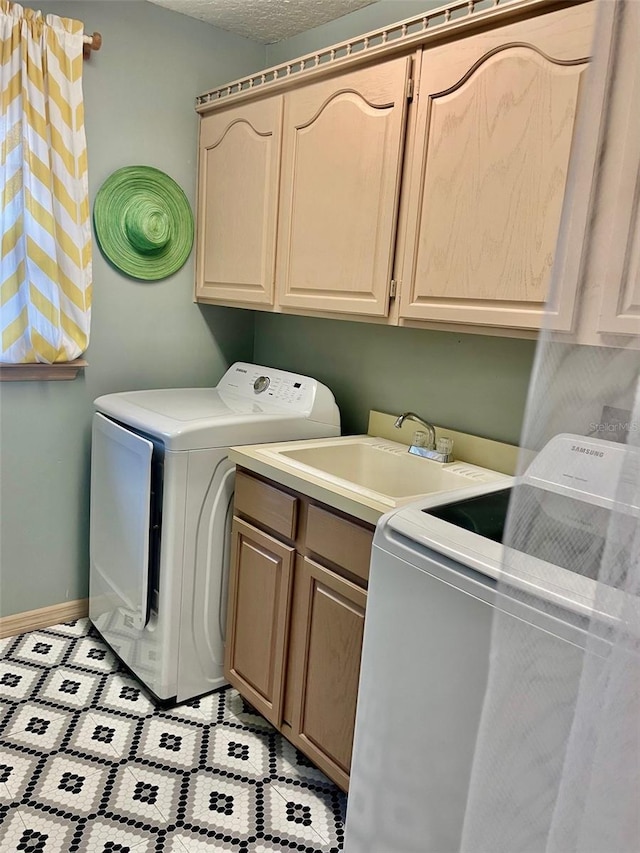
[571,444,605,458]
[236,368,247,373]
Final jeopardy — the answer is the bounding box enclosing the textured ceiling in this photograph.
[146,0,379,44]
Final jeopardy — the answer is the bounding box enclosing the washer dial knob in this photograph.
[253,376,270,394]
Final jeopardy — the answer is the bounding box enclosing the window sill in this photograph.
[0,358,88,382]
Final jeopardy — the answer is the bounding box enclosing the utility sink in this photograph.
[259,435,508,507]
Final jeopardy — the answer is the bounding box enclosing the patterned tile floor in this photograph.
[0,619,346,853]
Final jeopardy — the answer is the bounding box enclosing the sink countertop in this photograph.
[230,423,514,526]
[229,435,392,525]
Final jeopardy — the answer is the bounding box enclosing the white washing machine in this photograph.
[89,362,340,705]
[345,434,638,853]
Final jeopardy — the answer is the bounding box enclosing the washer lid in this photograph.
[93,362,340,450]
[93,387,306,449]
[97,387,255,422]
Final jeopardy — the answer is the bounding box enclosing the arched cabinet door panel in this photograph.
[397,2,595,331]
[196,97,283,306]
[276,56,412,317]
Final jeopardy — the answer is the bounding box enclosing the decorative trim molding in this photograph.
[195,0,574,113]
[0,598,89,639]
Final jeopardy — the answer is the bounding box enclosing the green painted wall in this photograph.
[0,0,538,620]
[254,315,535,442]
[0,2,264,618]
[258,1,537,442]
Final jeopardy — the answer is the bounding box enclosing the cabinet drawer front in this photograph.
[235,470,298,540]
[305,504,373,583]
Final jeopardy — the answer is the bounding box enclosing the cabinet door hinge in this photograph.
[390,279,398,299]
[406,78,414,101]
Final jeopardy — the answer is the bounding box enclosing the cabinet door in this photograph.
[224,518,294,726]
[594,153,640,336]
[289,556,367,790]
[397,3,595,331]
[196,97,283,306]
[276,57,412,317]
[595,0,640,337]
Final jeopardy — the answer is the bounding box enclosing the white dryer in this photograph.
[89,362,340,705]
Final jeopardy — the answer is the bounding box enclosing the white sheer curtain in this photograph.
[460,1,640,850]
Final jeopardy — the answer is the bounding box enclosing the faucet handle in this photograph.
[436,436,454,456]
[412,429,429,448]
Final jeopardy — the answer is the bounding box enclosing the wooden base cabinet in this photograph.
[225,470,373,790]
[225,518,294,726]
[287,556,367,792]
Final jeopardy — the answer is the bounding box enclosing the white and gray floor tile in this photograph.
[0,619,346,852]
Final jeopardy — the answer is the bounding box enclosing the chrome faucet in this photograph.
[394,411,454,463]
[394,411,436,449]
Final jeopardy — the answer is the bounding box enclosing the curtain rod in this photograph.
[82,31,102,59]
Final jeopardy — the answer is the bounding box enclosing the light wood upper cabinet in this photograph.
[194,1,600,336]
[276,56,412,317]
[196,97,283,306]
[598,214,640,336]
[597,152,640,336]
[594,1,640,338]
[397,3,595,331]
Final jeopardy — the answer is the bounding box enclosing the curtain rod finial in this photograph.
[83,32,102,60]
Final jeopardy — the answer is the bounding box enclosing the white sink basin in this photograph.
[260,436,508,507]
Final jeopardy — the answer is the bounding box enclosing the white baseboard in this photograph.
[0,598,89,640]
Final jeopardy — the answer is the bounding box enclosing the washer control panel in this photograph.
[219,362,320,412]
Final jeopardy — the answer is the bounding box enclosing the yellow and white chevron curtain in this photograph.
[0,0,91,363]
